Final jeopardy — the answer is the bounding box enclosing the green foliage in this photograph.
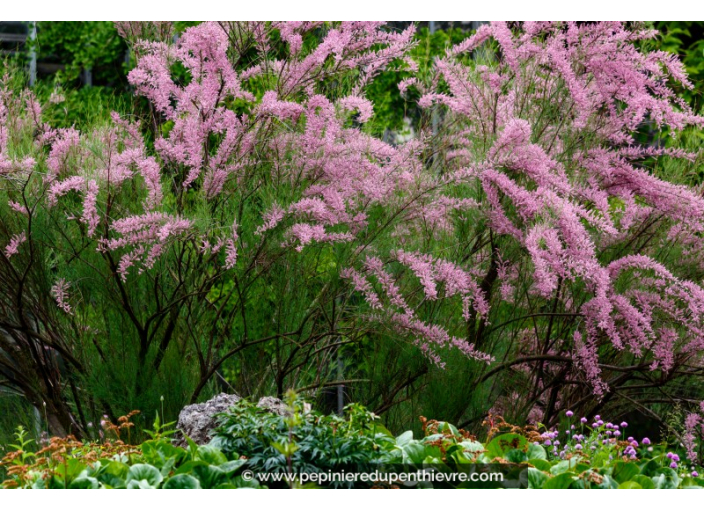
[34,22,128,86]
[3,400,704,489]
[365,26,471,137]
[0,414,256,489]
[649,23,704,107]
[212,394,392,487]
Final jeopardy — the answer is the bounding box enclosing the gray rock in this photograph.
[174,393,307,446]
[256,396,288,416]
[174,393,241,446]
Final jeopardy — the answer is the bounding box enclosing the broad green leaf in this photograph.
[652,468,680,489]
[485,433,527,460]
[528,458,552,472]
[68,475,100,489]
[527,443,547,460]
[127,479,157,489]
[191,464,227,489]
[632,475,655,489]
[542,472,576,489]
[612,461,640,483]
[526,467,548,489]
[219,459,247,475]
[126,463,163,488]
[550,458,580,475]
[163,474,202,489]
[395,431,414,447]
[196,445,228,465]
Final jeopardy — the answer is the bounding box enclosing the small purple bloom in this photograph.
[670,462,678,469]
[595,415,601,421]
[642,437,651,445]
[575,444,582,450]
[693,471,699,478]
[580,417,587,424]
[667,452,674,459]
[621,421,628,428]
[566,410,574,418]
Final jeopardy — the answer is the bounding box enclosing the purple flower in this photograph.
[566,410,574,418]
[580,417,587,424]
[595,415,601,421]
[620,421,628,428]
[667,452,674,459]
[693,471,699,478]
[672,454,680,462]
[597,420,604,426]
[642,437,651,445]
[670,462,678,469]
[613,431,621,436]
[544,440,552,446]
[575,444,583,450]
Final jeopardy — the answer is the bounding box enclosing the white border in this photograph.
[3,2,704,22]
[0,485,694,501]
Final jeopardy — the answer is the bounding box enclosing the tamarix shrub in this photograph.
[0,22,703,444]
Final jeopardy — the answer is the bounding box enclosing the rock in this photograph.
[256,396,288,416]
[256,396,311,415]
[174,393,309,446]
[174,393,241,446]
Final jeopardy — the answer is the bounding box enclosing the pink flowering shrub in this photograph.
[1,21,704,436]
[408,22,704,424]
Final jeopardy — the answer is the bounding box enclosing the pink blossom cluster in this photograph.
[415,22,704,394]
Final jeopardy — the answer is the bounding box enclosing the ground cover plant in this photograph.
[2,398,703,488]
[2,21,704,488]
